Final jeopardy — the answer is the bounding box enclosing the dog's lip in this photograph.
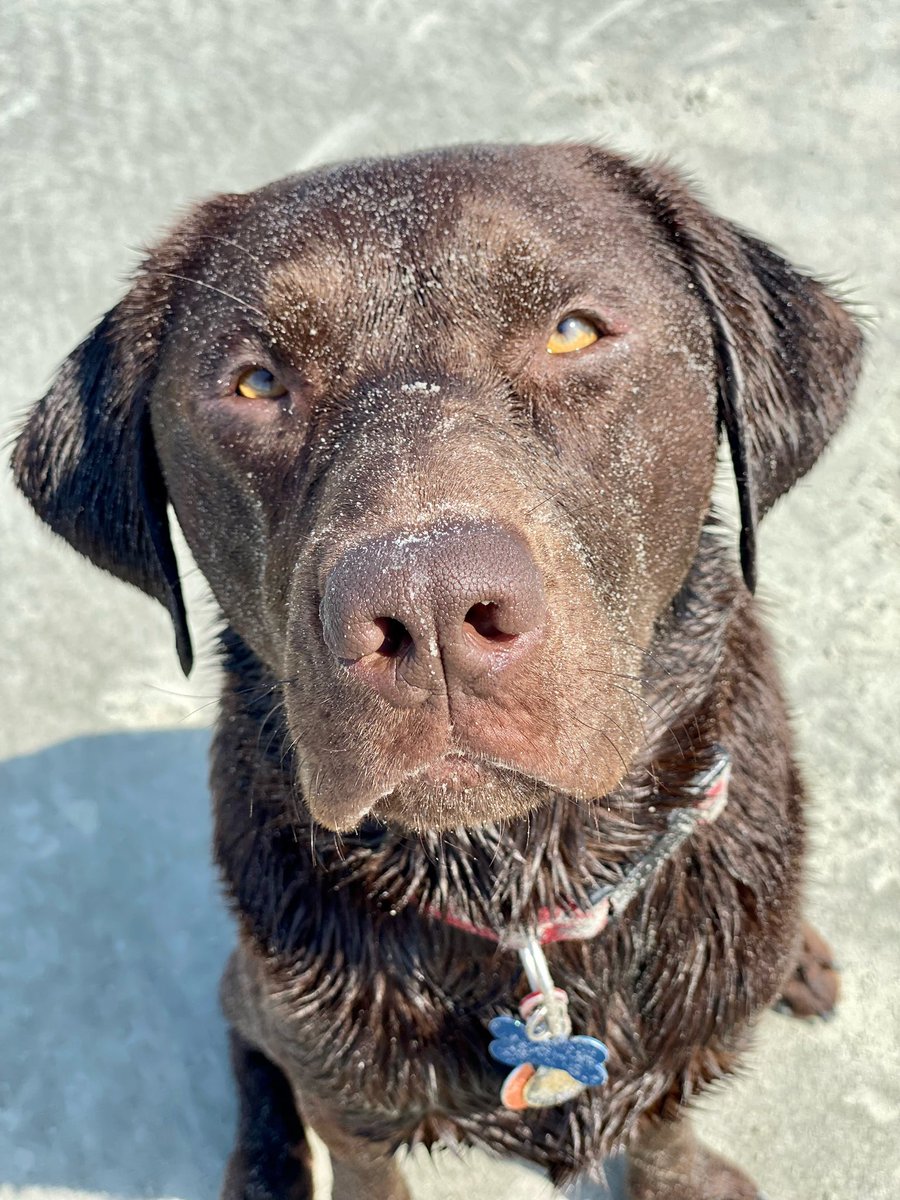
[393,749,594,797]
[409,751,488,789]
[383,747,606,800]
[304,737,627,831]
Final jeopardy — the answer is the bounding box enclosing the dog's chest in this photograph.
[243,898,631,1137]
[260,914,524,1121]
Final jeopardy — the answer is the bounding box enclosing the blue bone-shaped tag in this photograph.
[488,1015,609,1086]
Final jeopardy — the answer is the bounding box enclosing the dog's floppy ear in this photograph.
[621,159,864,592]
[11,193,250,675]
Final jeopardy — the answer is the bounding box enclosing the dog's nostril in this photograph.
[463,602,518,646]
[372,617,413,659]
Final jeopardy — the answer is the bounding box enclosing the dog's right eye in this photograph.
[235,367,288,399]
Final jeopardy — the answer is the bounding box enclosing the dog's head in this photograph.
[12,144,862,831]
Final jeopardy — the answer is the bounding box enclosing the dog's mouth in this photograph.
[373,753,509,832]
[292,676,648,826]
[303,749,586,834]
[292,678,640,833]
[409,751,490,790]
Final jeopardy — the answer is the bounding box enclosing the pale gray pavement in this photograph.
[1,2,898,1198]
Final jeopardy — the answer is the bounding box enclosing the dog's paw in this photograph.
[773,921,840,1020]
[627,1138,762,1200]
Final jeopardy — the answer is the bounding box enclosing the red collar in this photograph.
[425,748,731,949]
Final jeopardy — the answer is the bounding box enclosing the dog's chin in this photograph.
[376,761,557,833]
[307,757,591,834]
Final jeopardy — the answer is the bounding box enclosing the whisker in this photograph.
[565,710,629,776]
[606,682,684,740]
[188,232,271,273]
[148,269,267,321]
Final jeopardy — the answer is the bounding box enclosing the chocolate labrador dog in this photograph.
[13,143,860,1199]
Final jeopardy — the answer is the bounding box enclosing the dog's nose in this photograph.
[319,521,546,705]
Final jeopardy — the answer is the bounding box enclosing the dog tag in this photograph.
[488,987,608,1111]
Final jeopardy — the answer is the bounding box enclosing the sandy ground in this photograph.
[1,1,897,1197]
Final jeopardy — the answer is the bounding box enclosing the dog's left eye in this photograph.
[547,315,601,354]
[235,367,288,399]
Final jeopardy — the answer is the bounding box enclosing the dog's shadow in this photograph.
[0,729,623,1200]
[0,728,234,1199]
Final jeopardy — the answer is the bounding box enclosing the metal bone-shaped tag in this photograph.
[488,988,608,1111]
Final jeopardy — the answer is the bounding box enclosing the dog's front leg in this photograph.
[299,1098,411,1200]
[222,1029,314,1200]
[626,1115,764,1200]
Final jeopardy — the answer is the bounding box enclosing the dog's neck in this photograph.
[213,536,740,946]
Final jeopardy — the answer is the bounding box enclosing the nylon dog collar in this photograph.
[425,747,732,1111]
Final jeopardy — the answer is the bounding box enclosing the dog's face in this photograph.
[150,147,720,831]
[12,144,861,832]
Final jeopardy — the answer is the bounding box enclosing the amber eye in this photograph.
[235,367,288,399]
[547,314,601,354]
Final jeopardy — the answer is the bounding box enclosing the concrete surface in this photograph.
[1,1,897,1197]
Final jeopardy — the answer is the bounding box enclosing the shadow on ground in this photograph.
[0,730,628,1200]
[0,729,234,1199]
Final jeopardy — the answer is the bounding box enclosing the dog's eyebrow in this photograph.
[450,227,633,312]
[265,255,355,310]
[259,228,633,347]
[489,258,632,319]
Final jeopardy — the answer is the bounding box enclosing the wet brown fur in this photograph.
[11,143,862,1198]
